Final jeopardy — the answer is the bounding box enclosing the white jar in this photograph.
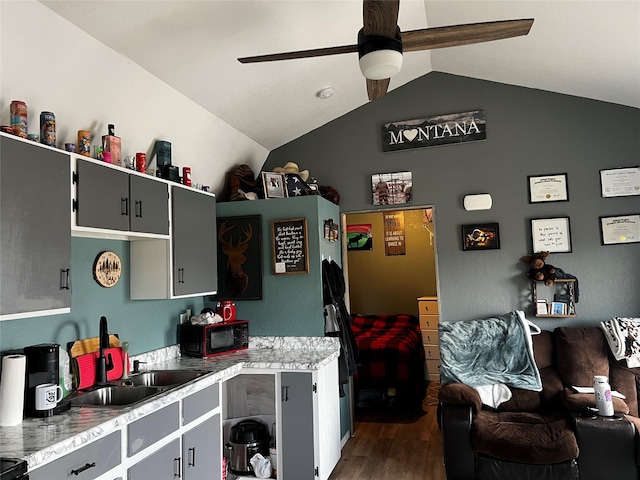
[594,375,614,416]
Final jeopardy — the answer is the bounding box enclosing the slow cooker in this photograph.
[226,419,270,475]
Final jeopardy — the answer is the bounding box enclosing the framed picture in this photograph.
[272,217,309,274]
[536,300,549,315]
[262,172,287,199]
[600,166,640,197]
[551,302,566,315]
[599,214,640,245]
[531,217,572,253]
[528,173,569,203]
[211,215,262,300]
[461,223,500,251]
[371,171,412,205]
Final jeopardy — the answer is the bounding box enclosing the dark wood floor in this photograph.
[329,382,445,480]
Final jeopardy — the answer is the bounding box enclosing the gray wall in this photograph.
[263,72,640,329]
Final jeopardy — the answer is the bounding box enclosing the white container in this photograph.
[594,375,614,416]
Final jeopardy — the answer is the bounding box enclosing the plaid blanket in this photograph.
[351,314,426,399]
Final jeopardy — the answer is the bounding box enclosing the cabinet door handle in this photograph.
[121,197,129,216]
[178,268,185,284]
[282,386,289,402]
[70,462,95,476]
[135,200,142,218]
[174,457,182,478]
[60,269,70,290]
[188,447,196,467]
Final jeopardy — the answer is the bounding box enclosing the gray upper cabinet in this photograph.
[76,159,169,235]
[0,135,71,317]
[172,186,217,296]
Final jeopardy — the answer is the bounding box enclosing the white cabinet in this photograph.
[0,134,72,320]
[223,358,340,480]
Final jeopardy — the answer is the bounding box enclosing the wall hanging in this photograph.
[528,173,569,203]
[600,166,640,197]
[381,110,486,152]
[272,218,309,274]
[461,223,500,251]
[93,251,122,288]
[531,217,572,253]
[599,214,640,245]
[371,171,412,205]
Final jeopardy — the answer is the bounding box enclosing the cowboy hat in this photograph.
[273,162,309,182]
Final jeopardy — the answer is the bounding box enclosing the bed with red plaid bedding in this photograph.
[351,314,426,404]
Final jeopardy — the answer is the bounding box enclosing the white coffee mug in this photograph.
[35,383,63,411]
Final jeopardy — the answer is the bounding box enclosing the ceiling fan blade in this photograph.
[367,78,390,100]
[363,0,399,37]
[238,44,359,63]
[401,18,534,52]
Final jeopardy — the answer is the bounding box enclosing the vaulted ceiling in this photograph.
[41,0,640,151]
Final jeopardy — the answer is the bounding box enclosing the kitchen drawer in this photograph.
[419,314,439,330]
[425,359,441,380]
[29,430,121,480]
[183,382,220,425]
[418,299,439,316]
[424,344,440,360]
[128,402,179,456]
[128,438,180,479]
[421,329,438,345]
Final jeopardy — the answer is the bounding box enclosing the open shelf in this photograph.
[532,279,577,318]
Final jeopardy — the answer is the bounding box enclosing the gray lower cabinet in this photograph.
[0,135,71,317]
[29,430,121,480]
[183,414,221,480]
[76,159,169,235]
[171,186,217,296]
[280,372,315,480]
[128,438,181,480]
[128,402,179,457]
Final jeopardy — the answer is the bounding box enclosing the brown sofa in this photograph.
[438,326,640,480]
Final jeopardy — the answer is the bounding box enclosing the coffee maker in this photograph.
[23,343,59,417]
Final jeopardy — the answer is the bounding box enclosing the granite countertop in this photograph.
[0,336,340,471]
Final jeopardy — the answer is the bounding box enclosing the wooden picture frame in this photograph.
[461,223,500,251]
[528,173,569,203]
[271,217,309,274]
[262,172,287,199]
[210,215,263,300]
[531,217,572,253]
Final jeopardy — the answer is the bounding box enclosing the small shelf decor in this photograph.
[533,279,577,318]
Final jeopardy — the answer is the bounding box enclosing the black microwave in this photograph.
[179,320,249,358]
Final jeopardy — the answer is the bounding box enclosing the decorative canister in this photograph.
[77,130,91,156]
[135,152,146,173]
[594,375,614,416]
[154,140,172,167]
[182,167,192,186]
[39,112,56,146]
[10,101,28,138]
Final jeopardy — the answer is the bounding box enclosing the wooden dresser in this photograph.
[417,296,440,382]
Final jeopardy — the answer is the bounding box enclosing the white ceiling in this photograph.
[41,0,640,151]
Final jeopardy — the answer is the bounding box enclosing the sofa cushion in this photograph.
[472,410,579,464]
[533,329,554,370]
[554,327,609,387]
[561,388,630,415]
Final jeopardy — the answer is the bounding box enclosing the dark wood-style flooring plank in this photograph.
[329,383,445,480]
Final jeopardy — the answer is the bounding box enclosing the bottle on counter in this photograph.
[594,375,614,416]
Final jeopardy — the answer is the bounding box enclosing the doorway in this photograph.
[341,205,438,318]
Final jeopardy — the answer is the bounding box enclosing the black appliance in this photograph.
[179,320,249,358]
[0,458,28,480]
[225,420,269,475]
[23,343,59,418]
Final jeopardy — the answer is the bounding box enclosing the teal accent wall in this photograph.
[206,195,341,337]
[0,237,203,355]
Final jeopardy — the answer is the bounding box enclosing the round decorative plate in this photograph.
[93,251,122,288]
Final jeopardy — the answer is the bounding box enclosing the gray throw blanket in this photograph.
[439,310,542,391]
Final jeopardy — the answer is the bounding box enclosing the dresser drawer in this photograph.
[418,299,439,316]
[419,314,439,330]
[29,430,121,480]
[421,329,438,346]
[425,359,441,380]
[424,344,440,360]
[128,402,179,456]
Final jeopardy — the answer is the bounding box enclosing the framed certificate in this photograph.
[599,214,640,245]
[528,173,569,203]
[600,167,640,197]
[531,217,572,253]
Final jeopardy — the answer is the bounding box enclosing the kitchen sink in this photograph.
[126,370,205,387]
[69,386,163,408]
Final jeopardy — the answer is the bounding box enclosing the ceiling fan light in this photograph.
[359,49,403,80]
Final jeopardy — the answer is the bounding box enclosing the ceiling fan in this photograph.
[238,0,534,101]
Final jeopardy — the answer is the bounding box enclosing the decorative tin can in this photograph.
[77,130,91,156]
[10,101,28,138]
[40,111,56,146]
[154,140,172,167]
[28,134,40,143]
[182,167,192,186]
[135,153,146,173]
[64,143,76,152]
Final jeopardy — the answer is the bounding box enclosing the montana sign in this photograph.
[382,110,486,152]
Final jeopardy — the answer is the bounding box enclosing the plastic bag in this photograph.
[249,453,272,479]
